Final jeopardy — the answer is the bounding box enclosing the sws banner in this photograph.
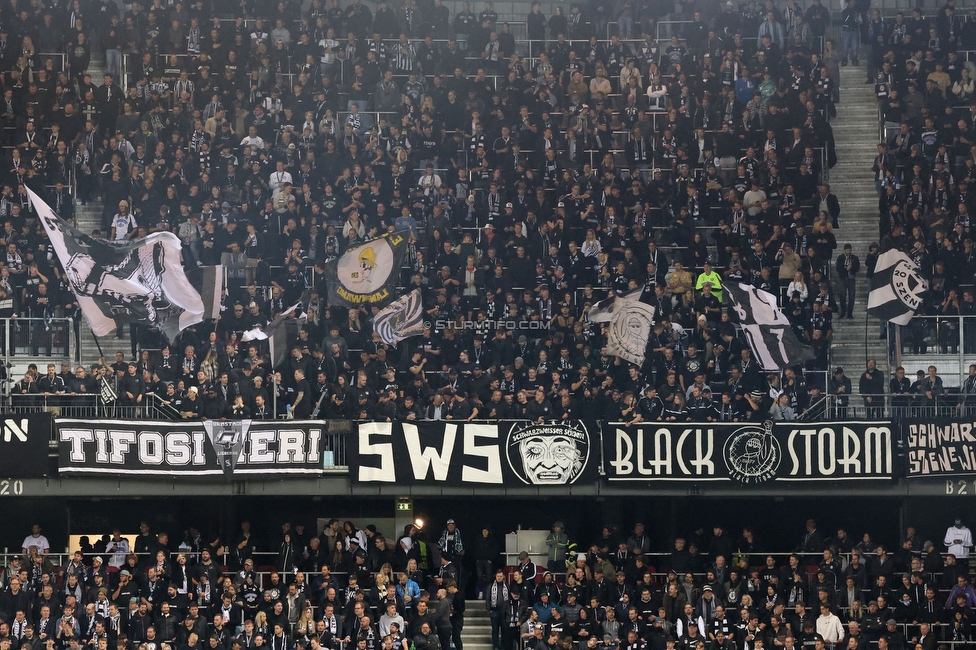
[605,421,894,484]
[0,413,52,477]
[57,419,327,477]
[353,421,599,485]
[905,418,976,477]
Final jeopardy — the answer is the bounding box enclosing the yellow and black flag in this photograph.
[326,232,407,307]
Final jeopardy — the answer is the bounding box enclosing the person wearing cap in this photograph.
[512,550,537,586]
[828,367,850,419]
[438,519,464,563]
[945,518,973,567]
[546,521,569,573]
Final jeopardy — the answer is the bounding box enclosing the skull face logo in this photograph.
[519,434,582,483]
[507,423,591,485]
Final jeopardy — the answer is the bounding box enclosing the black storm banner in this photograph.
[905,419,976,477]
[57,419,327,477]
[0,413,52,477]
[353,421,599,485]
[604,421,894,484]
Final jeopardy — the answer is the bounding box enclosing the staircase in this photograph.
[74,201,127,369]
[460,606,492,650]
[825,63,889,393]
[69,49,123,369]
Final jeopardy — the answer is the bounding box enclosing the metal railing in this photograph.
[891,314,976,388]
[1,317,76,373]
[817,393,975,420]
[7,392,178,420]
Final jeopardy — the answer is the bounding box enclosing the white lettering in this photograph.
[191,432,207,464]
[60,428,94,462]
[95,429,109,463]
[403,422,456,481]
[108,429,136,463]
[2,419,28,442]
[817,428,835,476]
[277,430,304,463]
[787,428,801,475]
[139,432,165,465]
[357,422,396,482]
[865,426,892,474]
[167,432,192,465]
[249,430,275,463]
[840,427,861,474]
[307,429,321,464]
[691,429,715,475]
[461,424,502,483]
[611,429,634,475]
[673,429,689,475]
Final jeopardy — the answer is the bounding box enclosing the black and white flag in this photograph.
[868,249,928,326]
[605,300,655,367]
[726,283,814,371]
[587,288,642,323]
[326,232,407,307]
[373,289,425,345]
[241,302,304,367]
[204,419,250,478]
[200,265,224,320]
[30,187,204,341]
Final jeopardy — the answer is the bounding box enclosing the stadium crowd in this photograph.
[0,0,970,420]
[3,516,976,650]
[868,6,976,353]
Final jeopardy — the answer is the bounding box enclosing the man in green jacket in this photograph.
[545,521,569,574]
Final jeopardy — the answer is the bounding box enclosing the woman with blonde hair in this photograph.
[254,611,269,637]
[379,562,396,585]
[295,605,315,641]
[787,271,809,302]
[581,229,602,257]
[200,348,219,383]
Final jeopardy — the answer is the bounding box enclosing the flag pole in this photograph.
[92,329,105,365]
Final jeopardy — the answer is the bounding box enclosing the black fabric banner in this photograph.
[0,413,51,477]
[905,419,976,477]
[326,232,407,307]
[57,418,326,477]
[353,421,600,485]
[604,421,894,484]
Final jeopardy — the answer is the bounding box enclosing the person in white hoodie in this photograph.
[945,518,973,567]
[815,604,845,645]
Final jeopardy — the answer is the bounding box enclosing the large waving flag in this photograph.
[30,186,204,342]
[867,249,928,326]
[373,289,425,345]
[605,301,656,367]
[326,232,407,307]
[241,302,305,367]
[587,288,643,324]
[726,283,815,371]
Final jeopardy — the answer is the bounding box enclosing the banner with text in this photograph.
[57,418,327,477]
[353,421,600,485]
[604,421,894,484]
[905,418,976,477]
[0,413,51,477]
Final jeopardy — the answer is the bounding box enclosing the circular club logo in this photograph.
[506,422,590,485]
[723,422,781,484]
[891,259,925,311]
